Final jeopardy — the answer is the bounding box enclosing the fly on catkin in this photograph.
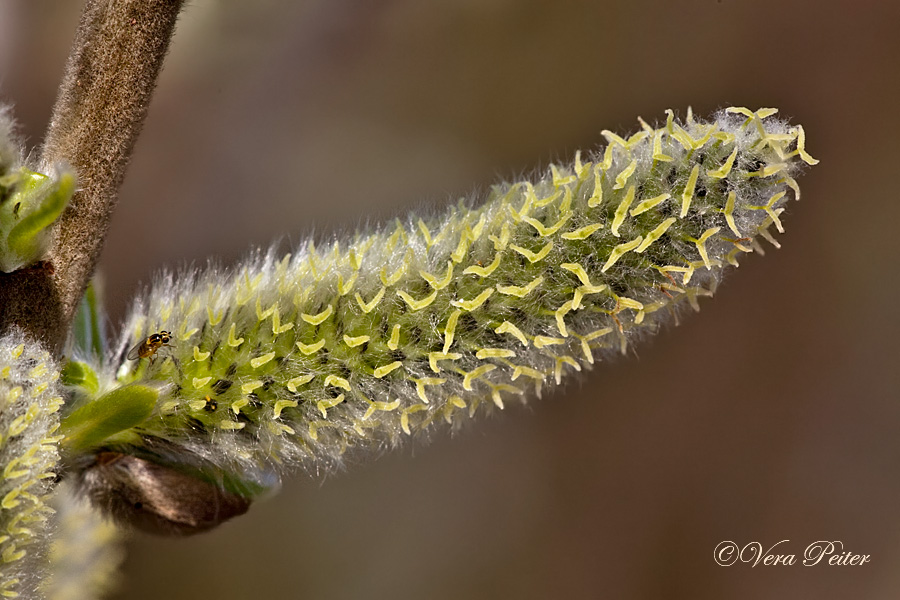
[64,107,816,533]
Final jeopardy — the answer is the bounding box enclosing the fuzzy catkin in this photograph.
[0,330,63,598]
[41,481,124,600]
[99,107,816,484]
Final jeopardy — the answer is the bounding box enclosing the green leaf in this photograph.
[60,384,158,453]
[6,171,74,264]
[72,280,107,359]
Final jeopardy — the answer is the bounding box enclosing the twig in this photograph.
[0,0,184,354]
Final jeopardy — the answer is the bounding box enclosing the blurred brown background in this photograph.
[2,1,899,598]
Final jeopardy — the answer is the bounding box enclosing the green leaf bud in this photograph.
[1,169,75,273]
[1,101,75,273]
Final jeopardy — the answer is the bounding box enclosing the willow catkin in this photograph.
[73,107,816,511]
[0,330,63,598]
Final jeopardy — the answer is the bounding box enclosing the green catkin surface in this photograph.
[95,107,816,483]
[0,330,63,599]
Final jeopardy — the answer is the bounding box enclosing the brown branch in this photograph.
[0,0,184,354]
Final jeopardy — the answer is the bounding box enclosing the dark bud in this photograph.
[76,452,251,536]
